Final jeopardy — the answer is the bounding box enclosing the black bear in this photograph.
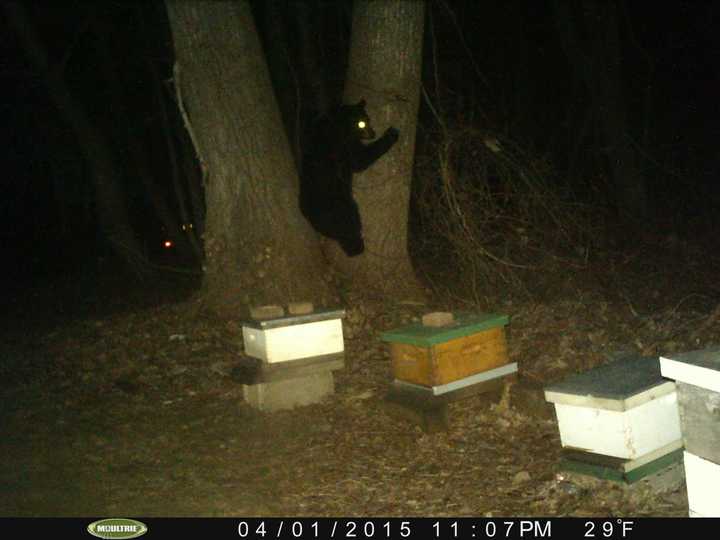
[299,99,399,256]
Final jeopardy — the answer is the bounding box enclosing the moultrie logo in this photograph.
[86,518,148,539]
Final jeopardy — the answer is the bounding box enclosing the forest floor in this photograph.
[2,238,719,518]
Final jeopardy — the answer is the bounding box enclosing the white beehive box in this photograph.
[660,347,720,517]
[242,308,345,363]
[684,451,720,517]
[660,347,720,394]
[544,356,681,460]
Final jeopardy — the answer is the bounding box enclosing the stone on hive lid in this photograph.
[250,305,285,320]
[422,312,455,327]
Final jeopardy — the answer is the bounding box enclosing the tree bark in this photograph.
[591,0,647,221]
[553,0,648,221]
[165,0,333,317]
[294,1,330,116]
[337,0,426,299]
[261,1,302,167]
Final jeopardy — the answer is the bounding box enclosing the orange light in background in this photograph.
[163,240,173,249]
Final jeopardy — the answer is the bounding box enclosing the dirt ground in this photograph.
[1,245,714,517]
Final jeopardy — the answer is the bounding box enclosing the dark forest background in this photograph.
[2,0,719,284]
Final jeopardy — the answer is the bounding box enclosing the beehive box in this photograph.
[660,348,720,463]
[242,308,345,363]
[659,348,720,517]
[544,356,682,461]
[380,312,511,389]
[683,451,720,517]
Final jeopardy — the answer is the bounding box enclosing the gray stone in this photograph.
[250,305,285,320]
[243,372,335,412]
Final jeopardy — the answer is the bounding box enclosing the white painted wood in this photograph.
[620,439,683,473]
[553,391,682,460]
[243,318,344,363]
[684,451,720,517]
[394,362,517,396]
[660,348,720,393]
[544,356,675,411]
[544,381,676,411]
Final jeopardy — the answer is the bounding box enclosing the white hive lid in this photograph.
[544,355,676,412]
[243,308,346,330]
[660,347,720,393]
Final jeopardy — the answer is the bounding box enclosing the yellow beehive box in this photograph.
[381,313,510,388]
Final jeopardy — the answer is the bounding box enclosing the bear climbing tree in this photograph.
[299,99,399,256]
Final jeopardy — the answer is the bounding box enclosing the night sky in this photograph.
[2,0,719,282]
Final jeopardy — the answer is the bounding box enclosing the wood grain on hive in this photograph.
[381,312,510,388]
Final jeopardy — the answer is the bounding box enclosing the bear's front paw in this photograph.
[384,127,399,143]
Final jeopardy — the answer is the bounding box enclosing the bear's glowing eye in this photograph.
[357,121,366,129]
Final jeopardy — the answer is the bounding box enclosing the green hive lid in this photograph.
[380,312,509,347]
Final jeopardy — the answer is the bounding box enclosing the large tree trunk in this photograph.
[165,0,333,317]
[590,1,647,221]
[553,0,648,221]
[337,0,425,299]
[294,1,330,116]
[261,1,302,167]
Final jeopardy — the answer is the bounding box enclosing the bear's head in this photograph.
[344,99,376,140]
